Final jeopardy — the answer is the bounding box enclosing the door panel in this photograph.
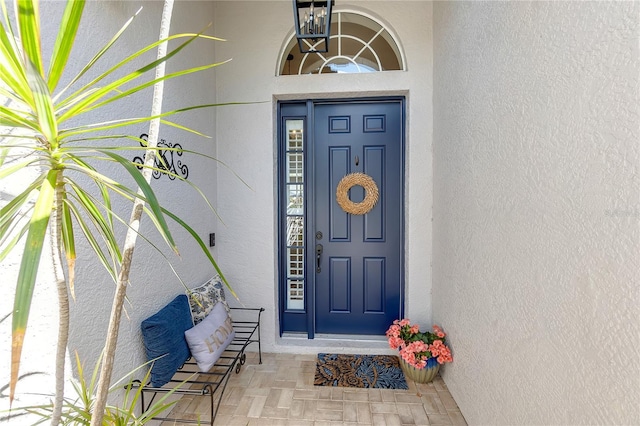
[364,146,384,240]
[330,258,351,312]
[329,147,350,240]
[313,101,403,335]
[364,258,384,313]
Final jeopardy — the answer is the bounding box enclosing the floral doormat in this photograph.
[314,353,408,389]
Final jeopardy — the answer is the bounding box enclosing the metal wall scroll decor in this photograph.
[133,133,189,180]
[336,172,379,215]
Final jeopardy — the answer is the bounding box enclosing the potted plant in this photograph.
[385,319,453,383]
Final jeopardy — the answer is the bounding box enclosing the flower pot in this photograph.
[398,356,440,384]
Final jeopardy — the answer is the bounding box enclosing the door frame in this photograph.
[277,96,406,339]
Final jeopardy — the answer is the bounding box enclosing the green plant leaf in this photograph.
[72,183,121,265]
[58,31,212,123]
[0,43,31,105]
[4,354,183,424]
[160,207,237,299]
[100,151,177,254]
[63,195,117,284]
[0,176,41,227]
[73,163,227,294]
[0,157,39,180]
[0,180,37,256]
[15,0,43,76]
[0,104,38,129]
[10,169,57,405]
[59,101,253,139]
[0,221,29,262]
[61,198,76,299]
[47,0,85,92]
[24,57,57,147]
[133,154,224,224]
[51,6,143,104]
[63,140,251,198]
[156,119,211,138]
[0,0,38,110]
[55,28,222,110]
[86,60,230,113]
[66,155,117,247]
[60,120,210,144]
[0,206,34,246]
[66,179,122,269]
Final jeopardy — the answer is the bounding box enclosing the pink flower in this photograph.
[431,342,453,364]
[388,336,404,350]
[429,340,446,357]
[399,347,414,363]
[398,319,411,327]
[437,353,453,364]
[409,340,428,353]
[432,325,446,338]
[437,348,453,364]
[409,324,420,334]
[385,324,401,338]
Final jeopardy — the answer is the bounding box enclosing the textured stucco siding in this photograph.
[432,2,640,424]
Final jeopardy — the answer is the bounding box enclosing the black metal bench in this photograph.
[132,307,264,425]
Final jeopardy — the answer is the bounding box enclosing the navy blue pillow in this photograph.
[141,294,193,387]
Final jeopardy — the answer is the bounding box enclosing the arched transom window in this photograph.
[278,11,404,75]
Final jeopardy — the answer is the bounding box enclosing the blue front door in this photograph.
[313,100,403,335]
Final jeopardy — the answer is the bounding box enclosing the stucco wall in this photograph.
[212,1,434,353]
[1,0,219,412]
[433,1,640,424]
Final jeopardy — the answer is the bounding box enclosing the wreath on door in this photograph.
[336,173,379,215]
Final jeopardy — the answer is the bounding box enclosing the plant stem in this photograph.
[51,170,68,426]
[90,1,174,424]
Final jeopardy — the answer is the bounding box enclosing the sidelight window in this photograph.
[284,120,305,310]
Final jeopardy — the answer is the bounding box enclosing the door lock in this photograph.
[315,244,324,273]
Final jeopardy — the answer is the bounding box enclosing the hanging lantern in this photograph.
[292,1,334,53]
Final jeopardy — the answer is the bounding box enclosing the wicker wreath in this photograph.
[336,173,379,215]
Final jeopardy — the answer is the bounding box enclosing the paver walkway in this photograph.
[166,352,467,425]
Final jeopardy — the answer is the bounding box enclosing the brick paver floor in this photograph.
[164,352,467,426]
